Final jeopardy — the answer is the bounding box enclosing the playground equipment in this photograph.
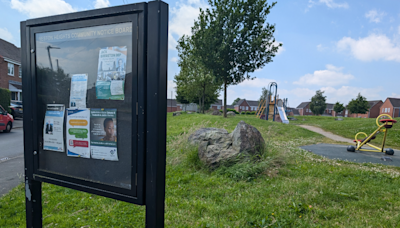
[347,114,397,155]
[255,82,289,124]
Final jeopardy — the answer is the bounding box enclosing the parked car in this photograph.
[9,102,23,119]
[0,105,14,133]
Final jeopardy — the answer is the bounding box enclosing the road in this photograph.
[0,119,24,197]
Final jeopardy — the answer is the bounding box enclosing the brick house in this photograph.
[379,98,400,118]
[0,39,22,102]
[345,100,383,118]
[210,99,222,110]
[296,102,335,116]
[167,99,180,112]
[234,99,259,112]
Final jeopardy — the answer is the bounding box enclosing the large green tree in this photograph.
[309,90,327,115]
[347,93,369,114]
[259,87,270,104]
[174,54,222,113]
[178,0,281,117]
[333,102,345,114]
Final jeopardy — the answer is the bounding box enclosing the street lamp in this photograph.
[47,45,60,71]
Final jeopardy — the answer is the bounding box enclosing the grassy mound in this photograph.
[291,115,400,149]
[2,114,400,227]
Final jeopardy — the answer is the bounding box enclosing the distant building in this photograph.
[0,39,22,102]
[379,98,400,117]
[296,102,335,116]
[210,99,222,110]
[234,99,259,112]
[345,100,383,118]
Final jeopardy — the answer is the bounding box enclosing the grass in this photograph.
[290,115,400,149]
[2,113,400,227]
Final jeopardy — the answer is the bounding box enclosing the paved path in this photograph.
[298,125,353,144]
[0,126,24,197]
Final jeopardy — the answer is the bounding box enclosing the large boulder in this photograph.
[212,110,221,115]
[227,111,236,116]
[188,121,265,169]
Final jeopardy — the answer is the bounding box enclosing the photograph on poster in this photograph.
[66,108,91,158]
[43,104,65,152]
[90,109,118,161]
[96,46,127,100]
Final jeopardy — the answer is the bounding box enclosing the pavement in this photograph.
[301,143,400,167]
[298,125,353,144]
[0,119,24,197]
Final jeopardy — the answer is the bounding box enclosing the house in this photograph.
[296,102,335,116]
[345,100,383,118]
[0,39,22,102]
[210,100,222,110]
[167,99,180,112]
[234,99,259,112]
[379,98,400,117]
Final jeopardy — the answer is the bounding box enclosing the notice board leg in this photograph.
[146,1,168,227]
[25,179,42,228]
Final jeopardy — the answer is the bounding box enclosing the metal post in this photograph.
[146,1,168,227]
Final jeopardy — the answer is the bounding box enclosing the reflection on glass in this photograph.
[35,23,133,189]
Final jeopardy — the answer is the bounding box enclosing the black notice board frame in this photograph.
[21,1,167,227]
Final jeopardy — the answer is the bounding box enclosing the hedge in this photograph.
[0,88,11,112]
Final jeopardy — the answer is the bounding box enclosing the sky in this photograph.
[1,0,399,108]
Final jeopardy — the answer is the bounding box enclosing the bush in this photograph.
[0,88,11,112]
[219,109,239,114]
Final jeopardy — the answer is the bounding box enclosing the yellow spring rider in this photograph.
[347,114,397,155]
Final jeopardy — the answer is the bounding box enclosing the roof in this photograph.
[388,98,400,108]
[246,100,259,106]
[367,100,382,108]
[235,99,246,106]
[211,99,222,106]
[296,102,310,109]
[326,103,334,110]
[0,39,20,62]
[167,99,177,107]
[9,80,22,90]
[225,105,234,109]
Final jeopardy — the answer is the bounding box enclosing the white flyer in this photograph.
[43,104,65,152]
[66,108,91,158]
[70,74,88,108]
[110,80,124,95]
[90,109,118,161]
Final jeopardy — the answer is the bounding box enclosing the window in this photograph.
[8,63,14,76]
[385,108,388,113]
[388,108,391,113]
[11,92,17,100]
[246,107,248,110]
[19,67,22,78]
[382,108,385,113]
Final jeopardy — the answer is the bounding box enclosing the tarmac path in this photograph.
[298,125,353,144]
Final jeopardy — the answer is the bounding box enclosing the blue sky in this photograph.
[1,0,399,107]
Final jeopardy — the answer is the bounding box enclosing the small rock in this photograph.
[335,118,343,121]
[212,110,221,115]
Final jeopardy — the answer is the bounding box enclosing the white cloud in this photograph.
[275,42,285,55]
[398,26,400,35]
[308,0,349,9]
[10,0,76,18]
[0,28,14,43]
[365,10,386,23]
[317,44,328,51]
[321,86,382,104]
[170,57,178,63]
[337,34,400,62]
[167,80,177,98]
[94,0,110,9]
[294,64,354,87]
[238,78,276,88]
[391,93,400,98]
[169,0,208,50]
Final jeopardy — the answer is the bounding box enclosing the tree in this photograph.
[178,0,281,117]
[174,54,222,114]
[259,87,270,104]
[232,98,241,105]
[347,93,369,114]
[309,90,327,115]
[333,102,345,114]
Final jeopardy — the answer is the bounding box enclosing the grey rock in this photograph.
[335,117,343,121]
[173,112,181,116]
[188,121,265,169]
[227,111,236,116]
[212,110,221,115]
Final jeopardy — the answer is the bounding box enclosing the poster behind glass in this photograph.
[35,23,133,189]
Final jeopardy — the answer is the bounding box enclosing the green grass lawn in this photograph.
[290,115,400,150]
[2,113,400,227]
